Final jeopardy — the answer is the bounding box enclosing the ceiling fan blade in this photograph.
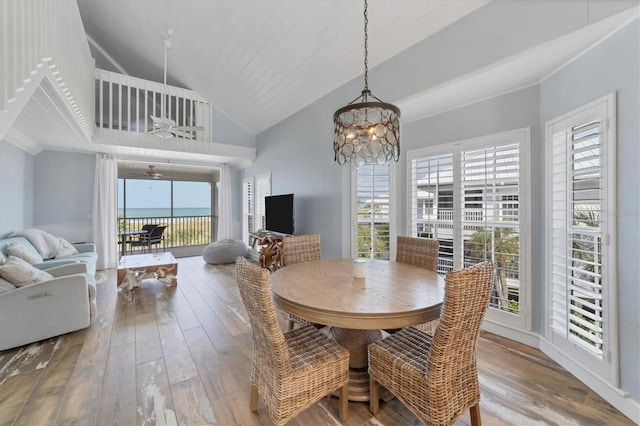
[171,129,196,139]
[173,125,205,132]
[150,115,176,128]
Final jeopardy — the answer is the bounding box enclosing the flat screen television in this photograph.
[265,194,294,235]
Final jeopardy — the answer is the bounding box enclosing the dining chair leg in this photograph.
[470,403,482,426]
[288,320,295,331]
[249,383,259,412]
[339,383,349,422]
[369,377,380,414]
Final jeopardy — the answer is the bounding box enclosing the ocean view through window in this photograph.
[118,179,214,252]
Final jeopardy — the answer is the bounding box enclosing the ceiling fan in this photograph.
[148,30,204,139]
[132,165,174,180]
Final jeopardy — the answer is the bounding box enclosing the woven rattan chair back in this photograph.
[392,236,440,334]
[235,257,350,425]
[396,236,439,271]
[282,234,321,266]
[235,257,292,377]
[428,261,493,414]
[368,261,494,426]
[281,234,322,330]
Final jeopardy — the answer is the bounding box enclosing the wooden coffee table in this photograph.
[117,252,178,290]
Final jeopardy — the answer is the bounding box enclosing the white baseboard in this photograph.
[539,337,640,424]
[481,319,540,348]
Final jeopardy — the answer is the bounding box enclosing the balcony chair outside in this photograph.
[130,225,166,253]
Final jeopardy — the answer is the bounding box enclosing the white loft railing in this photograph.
[0,0,94,141]
[95,69,212,143]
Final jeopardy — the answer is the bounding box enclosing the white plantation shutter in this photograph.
[408,128,529,329]
[460,143,521,314]
[550,130,569,335]
[355,163,390,259]
[255,173,271,232]
[409,152,455,273]
[242,177,253,245]
[242,172,271,248]
[546,93,617,383]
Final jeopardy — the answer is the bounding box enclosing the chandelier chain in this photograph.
[363,0,368,91]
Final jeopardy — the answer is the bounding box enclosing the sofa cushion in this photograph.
[6,242,43,265]
[41,252,98,276]
[0,256,53,287]
[55,237,79,258]
[0,237,43,263]
[0,277,16,294]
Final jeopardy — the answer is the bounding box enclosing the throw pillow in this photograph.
[6,243,43,265]
[0,256,53,287]
[55,238,79,258]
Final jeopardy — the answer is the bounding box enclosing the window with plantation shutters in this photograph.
[546,94,617,383]
[461,143,520,314]
[353,163,391,259]
[242,178,254,246]
[254,173,271,232]
[242,172,271,247]
[409,152,454,273]
[407,128,529,329]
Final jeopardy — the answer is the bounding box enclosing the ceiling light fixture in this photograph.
[333,0,400,166]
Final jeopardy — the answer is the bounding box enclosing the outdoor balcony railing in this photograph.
[118,215,215,252]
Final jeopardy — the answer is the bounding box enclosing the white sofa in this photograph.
[0,258,97,351]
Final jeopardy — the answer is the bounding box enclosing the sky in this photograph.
[118,179,212,209]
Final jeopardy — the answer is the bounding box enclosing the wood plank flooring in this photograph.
[0,256,633,425]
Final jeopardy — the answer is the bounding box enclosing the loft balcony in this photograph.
[95,69,211,143]
[92,69,254,167]
[93,69,212,145]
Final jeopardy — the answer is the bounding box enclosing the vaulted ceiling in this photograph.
[76,0,489,135]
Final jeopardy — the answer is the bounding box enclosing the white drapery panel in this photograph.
[92,154,118,269]
[217,164,233,241]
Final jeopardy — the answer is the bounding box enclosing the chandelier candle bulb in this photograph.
[352,258,368,279]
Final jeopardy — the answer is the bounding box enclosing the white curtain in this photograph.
[217,163,233,241]
[92,154,118,269]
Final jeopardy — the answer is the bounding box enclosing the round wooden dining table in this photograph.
[270,258,445,401]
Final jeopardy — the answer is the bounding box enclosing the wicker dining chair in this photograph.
[281,234,322,330]
[396,235,439,270]
[368,261,494,426]
[235,257,350,425]
[394,236,440,333]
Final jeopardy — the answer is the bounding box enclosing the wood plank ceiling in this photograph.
[76,0,488,134]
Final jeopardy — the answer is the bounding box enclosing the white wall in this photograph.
[212,105,255,148]
[0,141,34,236]
[33,150,95,243]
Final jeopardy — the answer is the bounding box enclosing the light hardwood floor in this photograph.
[0,256,633,425]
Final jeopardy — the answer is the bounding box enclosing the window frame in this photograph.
[406,128,532,331]
[242,172,272,248]
[544,93,618,384]
[351,162,397,260]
